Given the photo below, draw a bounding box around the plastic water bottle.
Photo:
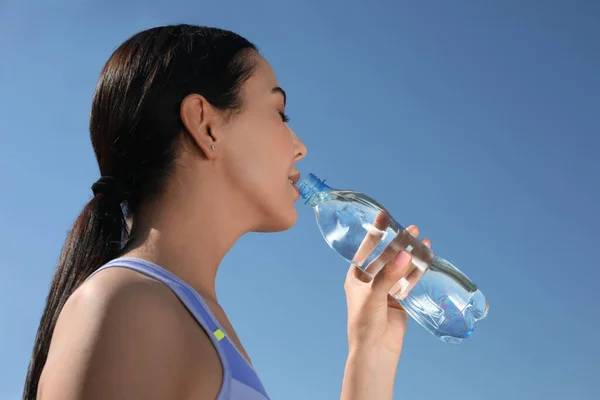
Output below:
[297,173,488,344]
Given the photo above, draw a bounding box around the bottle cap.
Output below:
[297,173,330,203]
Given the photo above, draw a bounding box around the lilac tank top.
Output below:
[89,257,270,400]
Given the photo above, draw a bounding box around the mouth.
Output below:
[287,172,301,185]
[288,172,301,198]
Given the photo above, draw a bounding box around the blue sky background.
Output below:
[1,1,599,399]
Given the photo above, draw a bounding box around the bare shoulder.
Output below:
[39,267,223,400]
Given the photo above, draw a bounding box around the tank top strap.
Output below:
[88,257,270,399]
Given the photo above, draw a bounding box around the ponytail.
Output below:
[22,192,126,399]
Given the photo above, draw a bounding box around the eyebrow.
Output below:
[272,86,287,106]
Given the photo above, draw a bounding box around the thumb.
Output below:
[371,250,412,299]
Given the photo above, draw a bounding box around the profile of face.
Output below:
[182,53,308,233]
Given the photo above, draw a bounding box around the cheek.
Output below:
[224,120,292,198]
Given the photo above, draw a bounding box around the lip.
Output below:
[288,172,301,199]
[291,183,300,199]
[288,172,301,184]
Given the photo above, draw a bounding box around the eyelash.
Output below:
[279,111,290,123]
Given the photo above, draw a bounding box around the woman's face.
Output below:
[218,54,308,232]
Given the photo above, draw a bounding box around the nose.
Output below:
[291,129,307,161]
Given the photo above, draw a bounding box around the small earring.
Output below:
[210,144,216,151]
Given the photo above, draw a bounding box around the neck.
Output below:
[123,168,252,302]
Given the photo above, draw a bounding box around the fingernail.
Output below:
[395,250,411,266]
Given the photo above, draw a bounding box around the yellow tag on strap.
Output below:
[213,328,225,341]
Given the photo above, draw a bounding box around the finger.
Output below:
[363,246,396,277]
[346,264,372,284]
[391,239,433,299]
[406,225,419,238]
[347,212,391,285]
[387,294,405,311]
[363,224,415,276]
[392,266,427,300]
[351,211,391,268]
[374,212,390,230]
[371,250,412,298]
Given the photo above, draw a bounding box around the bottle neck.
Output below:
[297,173,331,205]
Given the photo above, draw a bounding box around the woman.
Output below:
[23,24,431,400]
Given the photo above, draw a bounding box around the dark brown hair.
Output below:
[23,24,257,399]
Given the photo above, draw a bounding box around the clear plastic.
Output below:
[298,173,488,344]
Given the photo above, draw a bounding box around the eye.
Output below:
[279,111,290,123]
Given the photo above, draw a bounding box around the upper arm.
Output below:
[39,270,222,400]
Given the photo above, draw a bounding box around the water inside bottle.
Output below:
[313,190,488,343]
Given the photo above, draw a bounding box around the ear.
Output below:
[180,93,220,159]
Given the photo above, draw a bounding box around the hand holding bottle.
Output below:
[341,222,430,400]
[345,220,431,355]
[298,173,489,344]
